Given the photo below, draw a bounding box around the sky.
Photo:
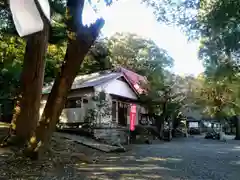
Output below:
[83,0,204,76]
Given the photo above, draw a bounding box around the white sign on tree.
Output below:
[9,0,51,37]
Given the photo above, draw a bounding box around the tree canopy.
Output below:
[145,0,240,116]
[108,32,174,75]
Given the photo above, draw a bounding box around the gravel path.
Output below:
[76,137,240,180]
[0,130,239,180]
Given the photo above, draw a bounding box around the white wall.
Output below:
[95,79,138,100]
[39,90,95,124]
[61,92,95,123]
[39,79,146,127]
[94,78,140,127]
[40,95,147,127]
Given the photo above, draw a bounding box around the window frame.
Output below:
[65,97,82,108]
[112,100,117,122]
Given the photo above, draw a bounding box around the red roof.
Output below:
[117,67,148,94]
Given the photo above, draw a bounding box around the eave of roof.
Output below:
[42,70,141,98]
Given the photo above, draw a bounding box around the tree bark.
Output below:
[15,25,49,140]
[1,7,50,146]
[25,0,105,159]
[26,38,96,159]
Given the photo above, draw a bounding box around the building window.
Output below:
[83,98,88,104]
[65,98,82,108]
[112,101,117,122]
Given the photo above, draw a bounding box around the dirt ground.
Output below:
[0,124,108,180]
[0,123,239,180]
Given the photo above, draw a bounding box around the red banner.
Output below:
[130,104,137,131]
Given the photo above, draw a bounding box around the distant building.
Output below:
[41,68,148,144]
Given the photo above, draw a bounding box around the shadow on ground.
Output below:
[73,155,183,180]
[0,123,183,180]
[0,124,239,180]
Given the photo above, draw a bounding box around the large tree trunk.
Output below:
[1,13,49,146]
[15,26,49,140]
[29,38,92,156]
[25,0,104,159]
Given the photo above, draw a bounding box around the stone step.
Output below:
[55,132,126,153]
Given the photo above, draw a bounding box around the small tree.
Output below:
[84,91,111,128]
[140,73,187,139]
